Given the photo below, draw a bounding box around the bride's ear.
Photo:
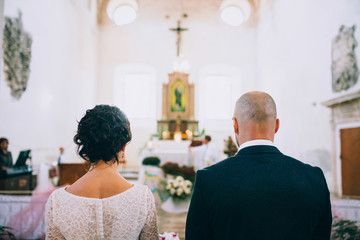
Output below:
[121,144,127,152]
[115,145,127,162]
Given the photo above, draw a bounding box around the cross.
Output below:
[170,20,188,57]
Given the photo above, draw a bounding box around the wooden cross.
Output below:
[170,20,188,57]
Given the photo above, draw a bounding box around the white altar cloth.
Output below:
[140,140,192,167]
[149,140,191,151]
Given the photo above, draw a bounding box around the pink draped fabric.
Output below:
[6,187,60,240]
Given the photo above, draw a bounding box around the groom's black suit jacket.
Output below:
[186,145,332,240]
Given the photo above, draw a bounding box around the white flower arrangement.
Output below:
[165,175,193,200]
[159,232,180,240]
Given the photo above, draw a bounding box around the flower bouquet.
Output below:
[159,232,180,240]
[165,176,193,200]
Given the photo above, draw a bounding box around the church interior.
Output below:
[1,0,360,239]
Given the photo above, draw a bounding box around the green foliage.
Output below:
[193,129,205,138]
[0,226,16,240]
[150,133,160,138]
[142,156,161,167]
[331,216,360,240]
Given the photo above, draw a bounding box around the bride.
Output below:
[45,105,159,240]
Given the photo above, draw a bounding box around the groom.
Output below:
[186,91,332,239]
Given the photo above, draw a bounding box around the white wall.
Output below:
[0,0,98,169]
[97,0,258,167]
[197,64,242,156]
[256,0,360,192]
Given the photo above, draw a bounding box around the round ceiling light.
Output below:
[107,0,138,26]
[220,0,251,26]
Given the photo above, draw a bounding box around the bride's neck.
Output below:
[90,160,119,174]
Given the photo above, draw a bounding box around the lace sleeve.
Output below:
[139,187,159,240]
[45,194,65,240]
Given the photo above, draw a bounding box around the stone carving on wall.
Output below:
[331,25,358,92]
[2,11,32,100]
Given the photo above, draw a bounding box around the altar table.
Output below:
[139,140,192,167]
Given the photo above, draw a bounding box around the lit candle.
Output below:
[162,131,169,140]
[186,129,193,139]
[174,132,182,142]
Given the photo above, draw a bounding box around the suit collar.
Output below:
[235,145,282,156]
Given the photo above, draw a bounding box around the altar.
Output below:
[157,71,199,140]
[139,26,199,183]
[139,63,199,214]
[139,140,192,167]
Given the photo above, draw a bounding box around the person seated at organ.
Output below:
[0,137,13,170]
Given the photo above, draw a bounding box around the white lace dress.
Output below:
[45,184,159,240]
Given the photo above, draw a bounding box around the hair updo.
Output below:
[73,105,132,165]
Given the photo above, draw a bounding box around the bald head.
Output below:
[234,91,277,123]
[233,91,279,146]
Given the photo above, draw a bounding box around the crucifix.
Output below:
[170,20,188,57]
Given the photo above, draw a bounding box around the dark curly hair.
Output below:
[73,105,132,165]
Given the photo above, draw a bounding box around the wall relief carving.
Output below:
[331,25,358,92]
[2,11,32,100]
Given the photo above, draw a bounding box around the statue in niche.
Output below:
[171,79,186,112]
[2,11,32,100]
[158,72,197,140]
[175,83,183,107]
[331,25,358,92]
